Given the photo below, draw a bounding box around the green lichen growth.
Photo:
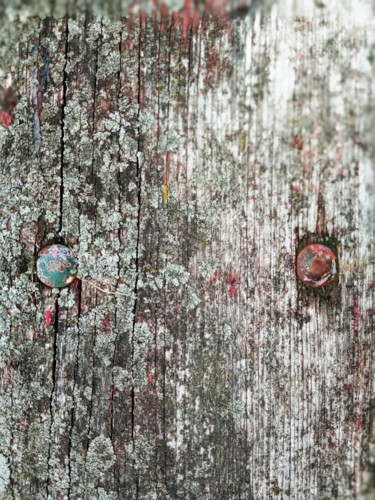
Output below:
[85,435,116,489]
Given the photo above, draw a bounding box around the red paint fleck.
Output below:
[209,271,220,282]
[125,38,134,50]
[291,181,301,194]
[192,11,201,31]
[160,2,169,32]
[205,50,218,89]
[140,10,147,28]
[103,317,110,330]
[45,309,53,328]
[147,371,153,383]
[177,161,183,170]
[0,111,11,127]
[100,100,111,112]
[36,68,42,121]
[355,415,363,431]
[293,135,304,151]
[228,285,237,297]
[342,383,353,393]
[71,278,80,289]
[182,0,191,35]
[176,303,181,314]
[166,150,171,184]
[227,272,238,285]
[105,79,112,93]
[33,330,37,340]
[353,295,359,338]
[328,438,335,449]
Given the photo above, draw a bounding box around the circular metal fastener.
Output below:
[36,244,78,288]
[296,243,337,288]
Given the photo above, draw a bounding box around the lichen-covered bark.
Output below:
[0,1,374,499]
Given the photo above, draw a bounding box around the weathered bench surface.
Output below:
[0,1,374,498]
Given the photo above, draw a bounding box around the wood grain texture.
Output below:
[0,1,374,498]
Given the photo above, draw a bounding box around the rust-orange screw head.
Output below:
[296,244,337,288]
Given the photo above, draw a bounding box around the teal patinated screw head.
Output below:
[36,244,78,288]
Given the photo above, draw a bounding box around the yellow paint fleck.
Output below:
[163,184,169,201]
[202,239,208,248]
[81,450,87,457]
[19,472,25,479]
[241,131,247,151]
[150,268,157,273]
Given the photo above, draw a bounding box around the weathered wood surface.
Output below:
[0,1,374,498]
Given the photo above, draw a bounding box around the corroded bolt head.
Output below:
[36,244,78,288]
[296,243,337,288]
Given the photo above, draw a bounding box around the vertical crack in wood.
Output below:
[83,18,103,480]
[31,30,42,158]
[83,306,98,476]
[153,17,162,492]
[162,17,173,488]
[8,273,15,499]
[130,14,145,500]
[111,27,123,496]
[46,16,69,497]
[181,23,194,498]
[58,16,69,237]
[46,294,59,497]
[67,282,82,497]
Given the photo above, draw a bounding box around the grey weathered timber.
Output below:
[0,0,374,498]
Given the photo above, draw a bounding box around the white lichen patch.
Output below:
[0,453,10,493]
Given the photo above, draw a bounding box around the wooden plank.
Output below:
[51,14,102,499]
[0,2,374,498]
[109,14,142,498]
[0,16,68,498]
